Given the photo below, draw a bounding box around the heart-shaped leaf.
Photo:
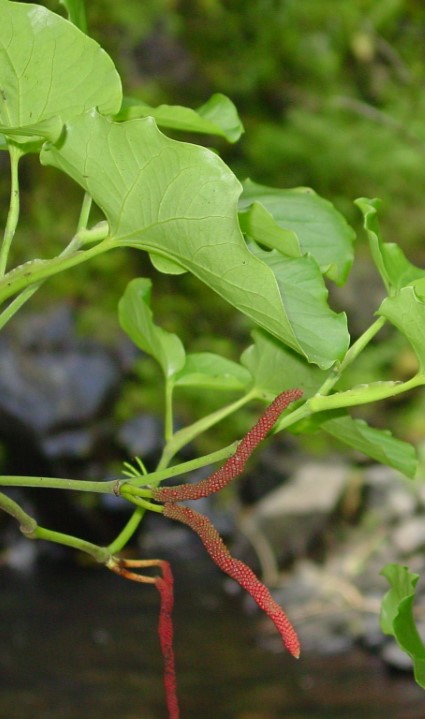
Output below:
[41,109,344,366]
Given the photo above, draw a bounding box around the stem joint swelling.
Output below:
[19,519,38,538]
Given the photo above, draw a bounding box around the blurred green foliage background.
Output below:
[87,0,425,248]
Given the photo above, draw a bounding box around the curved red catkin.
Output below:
[163,503,300,659]
[155,561,180,719]
[153,388,303,503]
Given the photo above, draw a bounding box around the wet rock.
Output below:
[0,305,129,548]
[381,640,414,671]
[363,464,418,521]
[0,311,121,437]
[40,428,95,460]
[359,610,386,651]
[238,442,300,504]
[251,462,349,560]
[391,516,425,555]
[117,413,164,459]
[260,560,355,654]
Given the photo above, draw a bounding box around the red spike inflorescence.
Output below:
[163,503,300,659]
[155,561,180,719]
[153,389,303,503]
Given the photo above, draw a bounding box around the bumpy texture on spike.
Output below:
[163,503,300,658]
[155,561,179,719]
[153,389,303,503]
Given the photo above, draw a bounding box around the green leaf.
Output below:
[320,415,417,478]
[174,353,252,391]
[0,0,121,148]
[149,254,187,275]
[41,110,344,367]
[240,179,355,285]
[196,93,244,143]
[355,198,425,294]
[118,278,185,379]
[239,202,301,258]
[379,285,425,373]
[381,564,425,689]
[241,328,330,401]
[309,380,416,411]
[0,116,63,144]
[58,0,88,33]
[116,93,244,143]
[249,245,349,367]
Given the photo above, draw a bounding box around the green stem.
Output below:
[128,442,238,488]
[0,475,121,493]
[275,373,425,436]
[273,399,313,434]
[0,236,116,305]
[308,374,425,412]
[107,507,146,554]
[0,212,107,331]
[164,379,174,442]
[33,526,110,563]
[108,492,165,554]
[0,490,110,563]
[0,490,37,534]
[0,441,239,494]
[0,143,23,277]
[0,284,41,332]
[120,489,164,513]
[76,192,93,233]
[318,316,387,397]
[156,390,256,470]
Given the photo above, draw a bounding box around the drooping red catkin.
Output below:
[153,388,303,503]
[155,561,180,719]
[107,557,180,719]
[163,503,300,659]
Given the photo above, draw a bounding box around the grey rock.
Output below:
[117,413,163,458]
[392,516,425,554]
[251,462,349,559]
[0,306,122,437]
[363,464,418,521]
[381,640,414,671]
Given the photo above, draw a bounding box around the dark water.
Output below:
[1,559,424,719]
